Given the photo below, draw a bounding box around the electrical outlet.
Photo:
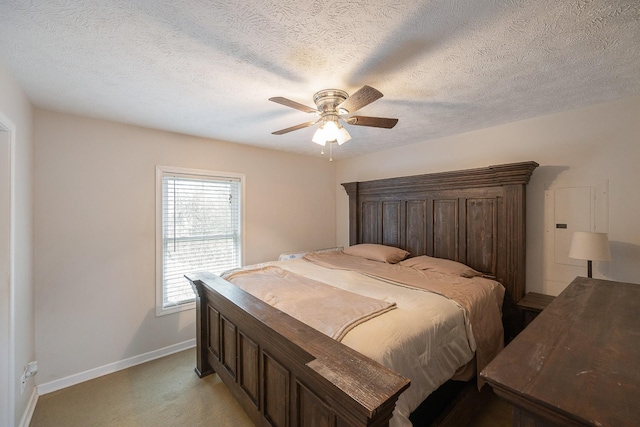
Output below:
[20,372,26,395]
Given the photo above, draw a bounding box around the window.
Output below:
[156,166,243,315]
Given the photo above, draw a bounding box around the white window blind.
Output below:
[158,168,242,314]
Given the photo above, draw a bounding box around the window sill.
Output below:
[156,301,195,317]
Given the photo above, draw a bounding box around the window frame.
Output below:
[155,165,245,316]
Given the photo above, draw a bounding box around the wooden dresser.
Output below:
[481,276,640,427]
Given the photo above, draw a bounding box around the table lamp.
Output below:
[568,231,611,278]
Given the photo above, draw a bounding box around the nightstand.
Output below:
[517,292,555,328]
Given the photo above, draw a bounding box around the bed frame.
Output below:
[186,161,538,427]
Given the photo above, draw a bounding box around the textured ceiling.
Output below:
[1,0,639,160]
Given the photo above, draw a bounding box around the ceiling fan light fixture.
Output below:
[336,126,351,145]
[312,127,327,145]
[322,119,340,142]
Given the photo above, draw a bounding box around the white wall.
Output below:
[34,110,336,385]
[0,61,36,425]
[336,95,640,294]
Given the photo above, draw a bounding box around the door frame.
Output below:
[0,111,16,427]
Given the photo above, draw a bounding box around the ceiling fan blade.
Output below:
[269,97,317,114]
[347,116,398,129]
[271,120,319,135]
[336,85,383,113]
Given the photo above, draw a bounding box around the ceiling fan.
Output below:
[269,85,398,149]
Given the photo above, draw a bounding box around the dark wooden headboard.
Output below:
[341,161,538,339]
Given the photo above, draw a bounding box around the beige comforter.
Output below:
[304,251,505,377]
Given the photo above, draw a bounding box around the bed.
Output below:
[186,161,538,427]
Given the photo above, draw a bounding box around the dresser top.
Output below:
[481,276,640,426]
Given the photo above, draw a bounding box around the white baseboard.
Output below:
[36,339,196,396]
[18,387,38,427]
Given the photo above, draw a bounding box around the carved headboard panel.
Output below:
[342,161,538,339]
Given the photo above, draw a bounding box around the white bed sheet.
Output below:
[260,258,477,427]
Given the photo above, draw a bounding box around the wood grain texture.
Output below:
[239,332,259,407]
[405,200,427,256]
[516,292,555,312]
[337,85,383,114]
[517,292,556,328]
[481,277,640,427]
[347,116,398,129]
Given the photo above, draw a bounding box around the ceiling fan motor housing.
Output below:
[313,89,349,114]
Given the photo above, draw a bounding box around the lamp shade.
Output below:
[336,126,351,145]
[311,127,326,145]
[569,231,611,261]
[323,120,339,141]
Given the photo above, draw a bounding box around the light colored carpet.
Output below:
[30,347,510,427]
[30,348,254,427]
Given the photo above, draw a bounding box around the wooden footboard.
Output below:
[187,271,410,427]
